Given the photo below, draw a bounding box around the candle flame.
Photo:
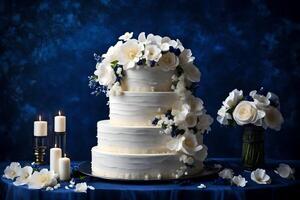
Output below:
[58,110,61,116]
[38,115,42,121]
[54,144,57,148]
[64,153,67,157]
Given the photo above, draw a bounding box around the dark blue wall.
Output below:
[1,0,300,161]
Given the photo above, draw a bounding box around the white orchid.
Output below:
[223,89,243,109]
[94,63,116,88]
[157,52,179,71]
[144,44,162,62]
[275,163,295,179]
[231,175,247,187]
[233,101,265,126]
[3,162,21,180]
[250,90,270,109]
[118,39,144,70]
[118,32,133,41]
[218,168,234,180]
[28,169,57,189]
[13,166,33,186]
[263,106,284,131]
[74,182,88,193]
[217,106,232,125]
[196,114,214,134]
[251,169,271,184]
[166,133,203,155]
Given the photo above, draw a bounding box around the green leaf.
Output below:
[111,60,118,68]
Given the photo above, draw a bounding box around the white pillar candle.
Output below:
[34,115,47,137]
[50,146,62,174]
[54,111,66,133]
[59,155,70,181]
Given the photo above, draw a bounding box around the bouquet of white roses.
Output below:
[217,88,284,131]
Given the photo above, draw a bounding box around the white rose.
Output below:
[157,52,179,71]
[251,169,271,184]
[197,113,214,134]
[173,103,191,125]
[144,44,162,62]
[181,133,203,155]
[264,106,284,131]
[185,113,198,127]
[250,90,270,109]
[274,163,295,179]
[233,101,265,126]
[189,96,204,115]
[3,162,21,180]
[231,175,247,187]
[118,32,133,41]
[13,166,33,186]
[161,36,178,51]
[118,39,144,70]
[223,89,243,108]
[179,49,195,64]
[181,62,201,82]
[94,63,116,88]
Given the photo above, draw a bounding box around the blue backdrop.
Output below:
[0,0,300,161]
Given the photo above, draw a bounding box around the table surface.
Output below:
[1,158,300,200]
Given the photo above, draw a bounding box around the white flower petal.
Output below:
[219,168,234,179]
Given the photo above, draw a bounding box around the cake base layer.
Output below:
[97,120,172,154]
[91,146,203,180]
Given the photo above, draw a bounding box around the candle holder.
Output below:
[34,136,47,165]
[55,132,66,156]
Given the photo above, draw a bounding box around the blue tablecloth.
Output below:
[1,158,299,200]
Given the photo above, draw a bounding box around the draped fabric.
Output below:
[1,159,299,200]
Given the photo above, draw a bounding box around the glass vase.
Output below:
[242,125,265,170]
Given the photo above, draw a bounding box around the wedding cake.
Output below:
[89,32,213,180]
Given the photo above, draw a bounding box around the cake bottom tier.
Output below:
[91,146,203,180]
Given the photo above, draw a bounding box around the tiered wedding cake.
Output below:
[89,32,213,180]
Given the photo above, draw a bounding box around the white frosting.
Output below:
[91,146,203,180]
[121,67,175,92]
[109,91,179,126]
[97,120,172,153]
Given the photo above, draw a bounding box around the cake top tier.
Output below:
[90,32,201,92]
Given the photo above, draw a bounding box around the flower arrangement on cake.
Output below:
[216,88,284,169]
[89,32,213,179]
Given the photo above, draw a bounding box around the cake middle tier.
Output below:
[109,91,178,126]
[97,120,175,154]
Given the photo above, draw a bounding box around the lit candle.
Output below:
[50,145,62,174]
[59,154,70,181]
[34,115,47,137]
[54,111,66,133]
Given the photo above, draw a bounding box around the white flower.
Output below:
[231,175,247,187]
[233,101,265,126]
[218,168,234,180]
[13,166,33,186]
[144,44,162,62]
[102,41,122,63]
[197,114,214,134]
[118,32,133,41]
[181,133,203,155]
[179,154,194,165]
[138,32,148,44]
[189,96,204,115]
[250,90,270,109]
[161,36,178,51]
[274,163,295,179]
[263,106,284,131]
[146,33,162,46]
[251,169,271,184]
[173,103,191,125]
[182,62,201,82]
[185,113,198,127]
[3,162,21,180]
[109,82,123,96]
[74,182,88,193]
[94,63,116,88]
[217,106,232,125]
[197,184,206,189]
[179,49,195,64]
[118,39,144,70]
[223,89,243,109]
[157,52,179,71]
[166,136,185,152]
[28,169,57,189]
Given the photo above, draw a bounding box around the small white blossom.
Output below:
[231,175,247,187]
[74,182,88,193]
[13,166,33,186]
[274,163,295,179]
[118,32,133,41]
[3,162,21,180]
[251,169,271,184]
[218,168,234,180]
[28,169,57,189]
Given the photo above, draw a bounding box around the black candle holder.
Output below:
[55,132,66,156]
[34,136,47,165]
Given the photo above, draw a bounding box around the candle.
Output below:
[54,111,66,133]
[34,115,47,137]
[50,146,62,174]
[59,155,70,181]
